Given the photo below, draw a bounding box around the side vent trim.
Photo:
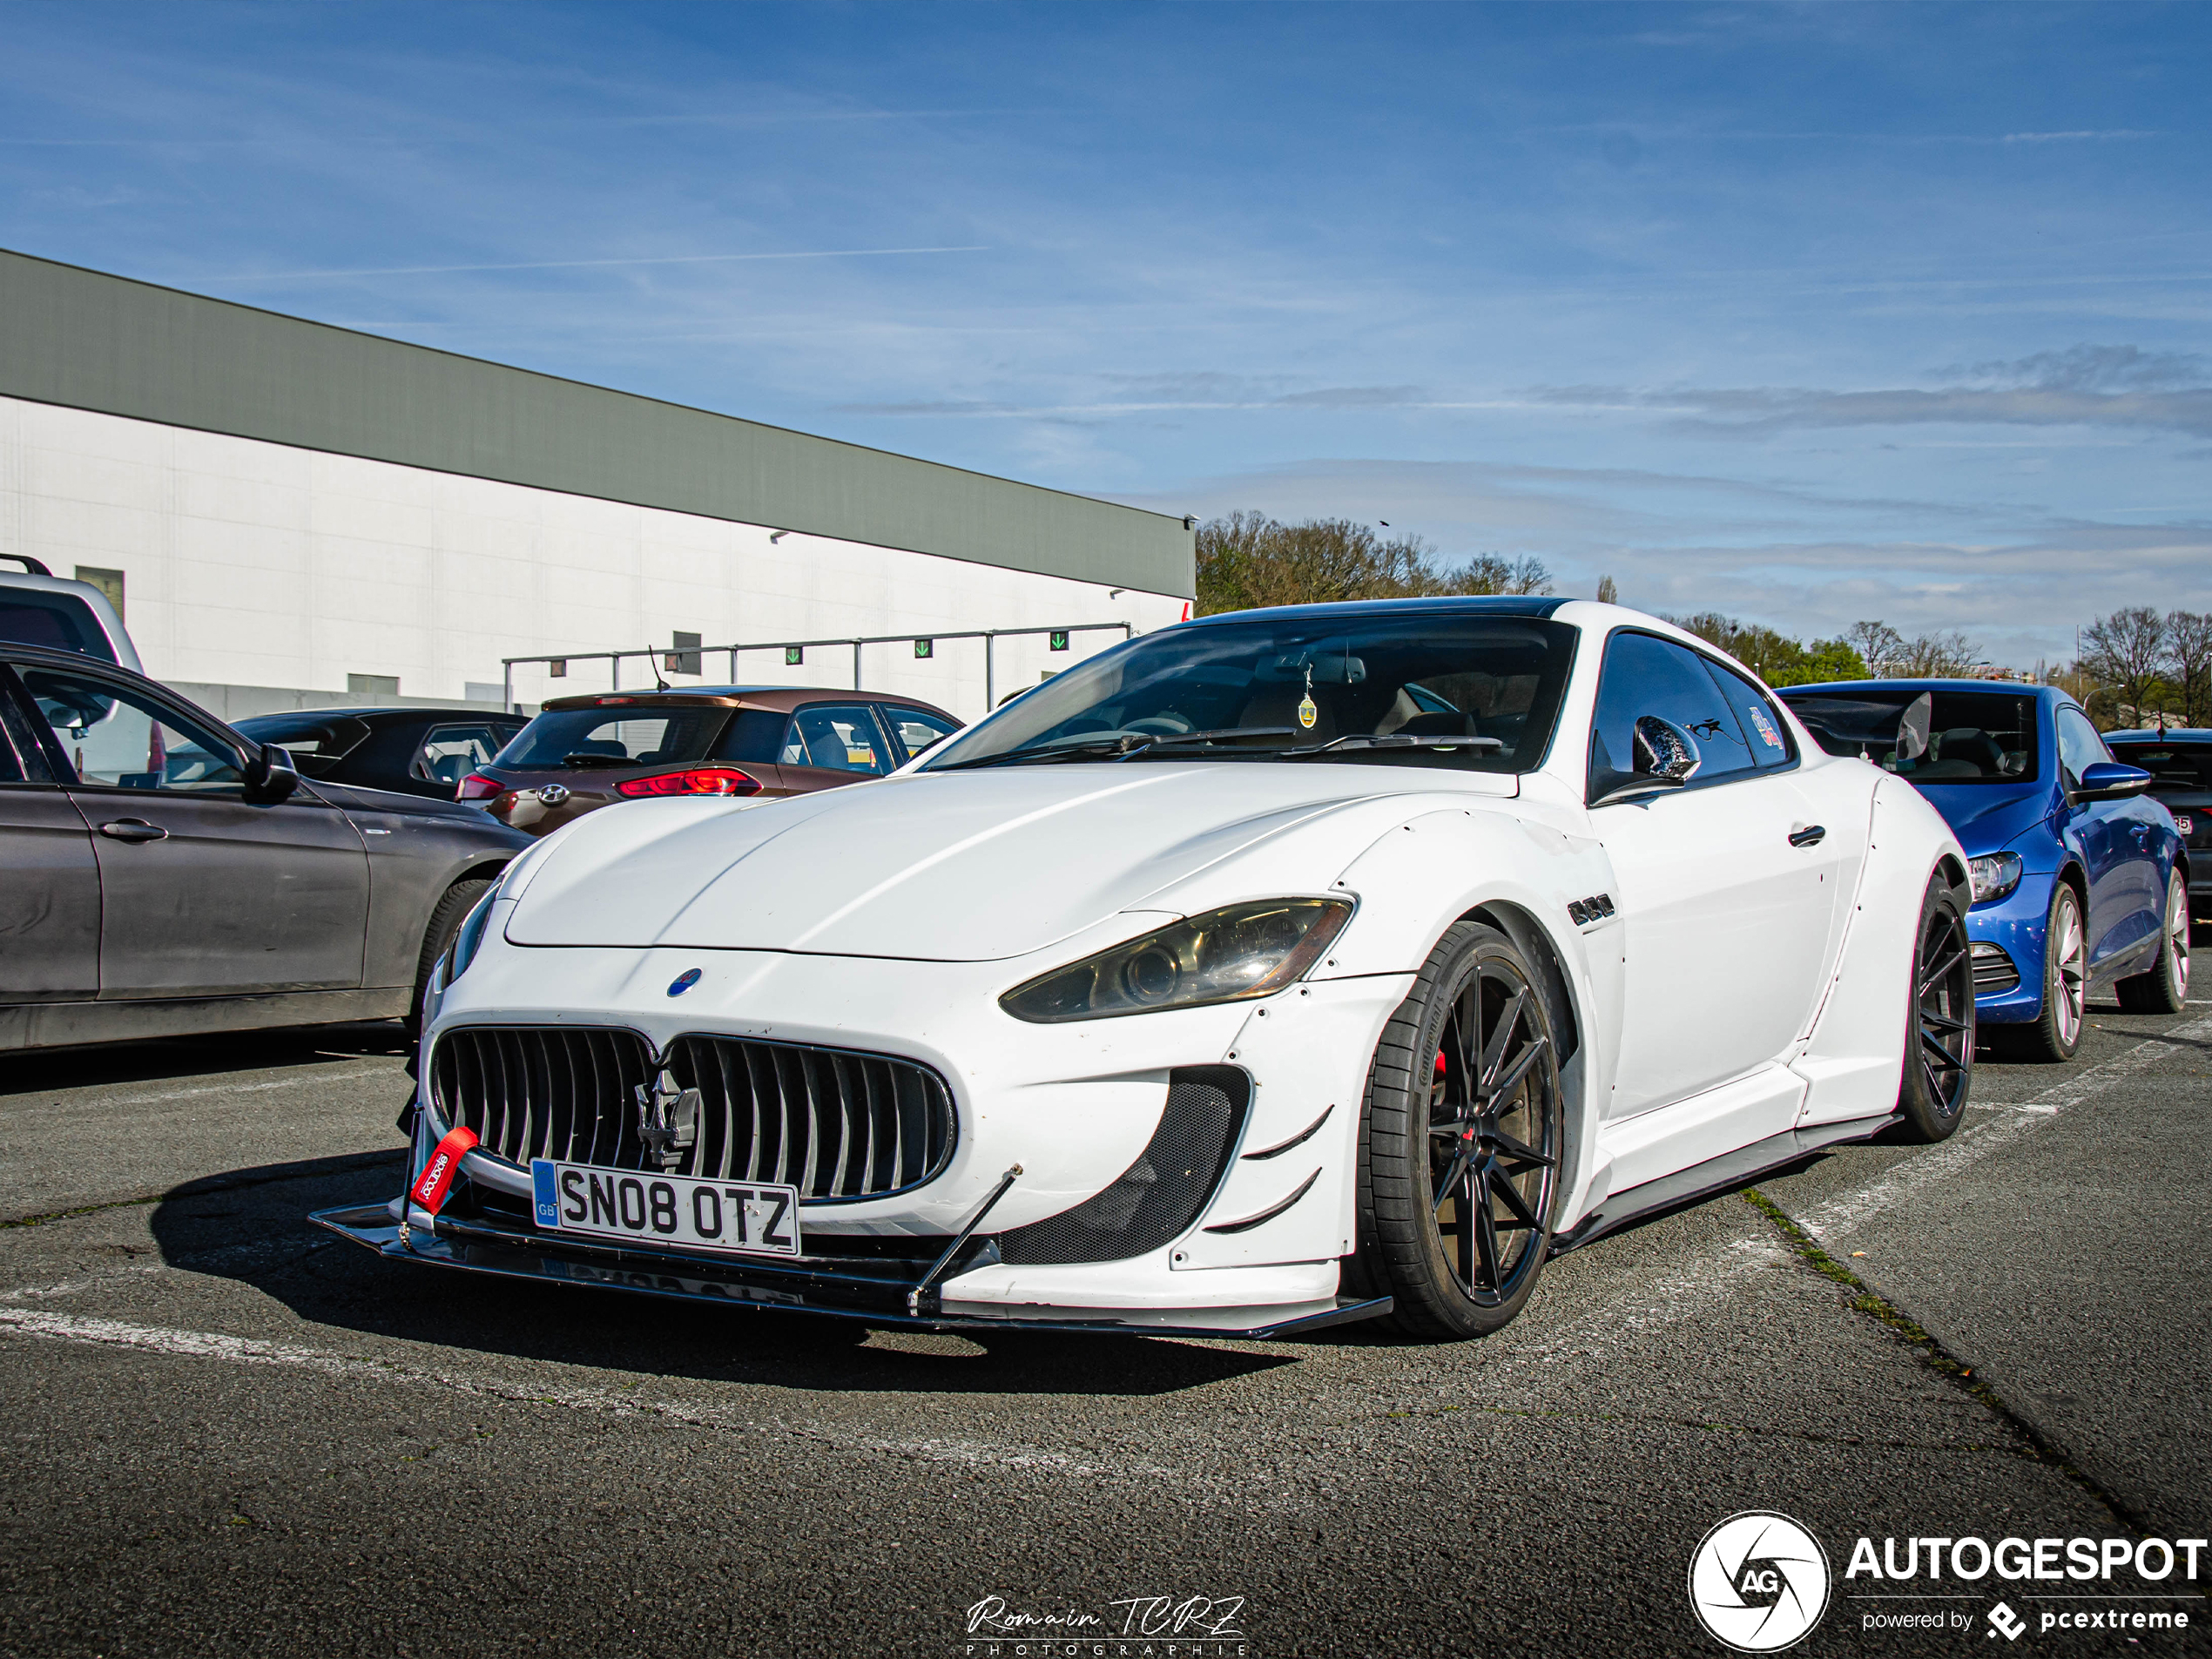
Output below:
[1203,1167,1321,1235]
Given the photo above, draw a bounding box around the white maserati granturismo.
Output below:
[316,598,1973,1341]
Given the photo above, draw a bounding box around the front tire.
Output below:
[406,876,496,1035]
[2116,868,2190,1015]
[1896,873,1973,1143]
[1348,920,1565,1340]
[2018,881,2087,1062]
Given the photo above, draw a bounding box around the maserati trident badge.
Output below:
[634,1069,701,1170]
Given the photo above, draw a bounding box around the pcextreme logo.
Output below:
[1689,1512,1832,1652]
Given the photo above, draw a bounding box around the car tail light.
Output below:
[456,773,503,802]
[615,767,762,799]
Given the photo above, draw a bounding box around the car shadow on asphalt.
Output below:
[3,1021,411,1099]
[147,1155,1298,1396]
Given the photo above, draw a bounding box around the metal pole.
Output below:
[502,663,513,711]
[984,632,995,713]
[853,638,862,691]
[611,652,619,691]
[730,647,738,680]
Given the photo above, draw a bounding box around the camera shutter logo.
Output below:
[1688,1512,1831,1652]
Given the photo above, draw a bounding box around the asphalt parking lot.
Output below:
[3,1003,2207,1658]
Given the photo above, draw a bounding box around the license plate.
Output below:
[530,1160,800,1258]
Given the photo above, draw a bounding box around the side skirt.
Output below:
[1549,1112,1899,1257]
[0,987,412,1052]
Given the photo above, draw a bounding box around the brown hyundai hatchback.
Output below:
[460,685,962,837]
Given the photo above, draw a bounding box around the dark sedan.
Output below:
[0,643,532,1051]
[2105,726,2212,935]
[234,706,528,801]
[462,685,961,837]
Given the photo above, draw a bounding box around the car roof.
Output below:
[534,685,954,716]
[1777,678,2059,698]
[234,706,524,725]
[1176,596,1569,627]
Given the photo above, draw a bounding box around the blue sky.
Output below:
[3,1,2208,665]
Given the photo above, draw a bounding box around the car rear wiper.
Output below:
[932,727,1298,772]
[560,752,639,769]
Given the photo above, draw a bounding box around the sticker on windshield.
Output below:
[1748,705,1784,753]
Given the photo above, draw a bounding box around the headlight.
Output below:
[444,892,498,985]
[1968,851,2022,906]
[1000,898,1352,1023]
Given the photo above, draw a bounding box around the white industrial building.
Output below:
[0,249,1193,719]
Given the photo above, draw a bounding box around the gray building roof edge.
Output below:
[0,247,1196,597]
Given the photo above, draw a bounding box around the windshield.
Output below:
[921,612,1577,774]
[1780,689,2040,785]
[495,706,732,770]
[2107,740,2212,796]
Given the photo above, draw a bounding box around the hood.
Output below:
[505,763,1510,961]
[1912,781,2059,856]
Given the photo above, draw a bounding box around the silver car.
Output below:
[0,642,530,1051]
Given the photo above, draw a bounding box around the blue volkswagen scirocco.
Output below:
[1777,681,2190,1060]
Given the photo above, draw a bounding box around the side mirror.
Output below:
[2074,760,2153,803]
[243,742,301,806]
[1590,715,1703,807]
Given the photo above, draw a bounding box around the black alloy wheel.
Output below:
[1896,872,1973,1142]
[1350,920,1565,1339]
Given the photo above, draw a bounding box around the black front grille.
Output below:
[997,1067,1249,1265]
[430,1026,955,1203]
[1970,943,2021,997]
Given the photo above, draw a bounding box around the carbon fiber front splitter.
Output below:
[308,1204,1391,1339]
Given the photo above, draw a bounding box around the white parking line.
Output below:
[1799,1014,2212,1240]
[0,1305,1171,1483]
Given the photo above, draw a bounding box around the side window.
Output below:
[781,704,892,775]
[0,590,117,661]
[413,723,507,786]
[714,708,793,765]
[883,707,961,763]
[2054,707,2108,787]
[1587,632,1757,796]
[1700,658,1795,769]
[20,665,245,794]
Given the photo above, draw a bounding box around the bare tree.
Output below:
[1895,631,1980,678]
[1595,574,1619,605]
[2166,609,2212,727]
[1194,513,1552,615]
[1439,552,1554,596]
[1847,621,1907,676]
[2080,607,2168,726]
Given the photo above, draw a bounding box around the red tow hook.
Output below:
[408,1126,480,1217]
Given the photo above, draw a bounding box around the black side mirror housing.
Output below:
[1589,714,1703,808]
[243,742,301,806]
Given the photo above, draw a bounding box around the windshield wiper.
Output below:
[560,752,640,769]
[932,727,1298,772]
[1271,733,1505,759]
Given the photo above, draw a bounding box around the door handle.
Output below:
[98,818,169,844]
[1788,825,1826,847]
